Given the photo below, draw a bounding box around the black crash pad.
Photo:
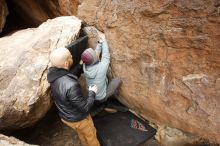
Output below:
[106,98,128,112]
[66,35,88,67]
[93,111,156,146]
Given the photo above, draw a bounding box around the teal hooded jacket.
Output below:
[83,40,110,100]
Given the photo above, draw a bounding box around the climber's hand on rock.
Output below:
[98,39,103,44]
[99,33,106,41]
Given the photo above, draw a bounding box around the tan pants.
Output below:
[62,115,100,146]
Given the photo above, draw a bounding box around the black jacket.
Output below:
[47,64,95,122]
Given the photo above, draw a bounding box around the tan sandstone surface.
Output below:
[0,16,81,129]
[77,0,220,143]
[0,134,37,146]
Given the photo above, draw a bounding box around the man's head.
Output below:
[81,48,99,65]
[50,47,73,70]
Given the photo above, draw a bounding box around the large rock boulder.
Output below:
[77,0,220,143]
[7,0,79,27]
[0,134,37,146]
[0,0,8,32]
[0,16,81,130]
[155,126,201,146]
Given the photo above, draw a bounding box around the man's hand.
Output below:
[89,85,98,94]
[79,60,83,65]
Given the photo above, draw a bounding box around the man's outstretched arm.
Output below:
[99,40,110,74]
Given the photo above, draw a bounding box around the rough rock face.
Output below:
[0,16,81,130]
[0,134,37,146]
[77,0,220,143]
[7,0,79,27]
[155,126,201,146]
[0,0,8,32]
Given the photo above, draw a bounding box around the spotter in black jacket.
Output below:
[47,64,95,122]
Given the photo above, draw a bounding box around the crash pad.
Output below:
[106,98,128,112]
[66,35,88,67]
[93,111,156,146]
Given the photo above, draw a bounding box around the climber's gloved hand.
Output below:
[89,84,98,94]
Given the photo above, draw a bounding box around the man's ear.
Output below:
[64,61,69,68]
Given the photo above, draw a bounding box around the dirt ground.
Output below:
[5,106,159,146]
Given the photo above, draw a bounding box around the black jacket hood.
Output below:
[47,67,70,83]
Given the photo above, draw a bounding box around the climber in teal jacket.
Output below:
[81,37,122,102]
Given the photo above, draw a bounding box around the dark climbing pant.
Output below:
[91,78,122,116]
[97,77,122,103]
